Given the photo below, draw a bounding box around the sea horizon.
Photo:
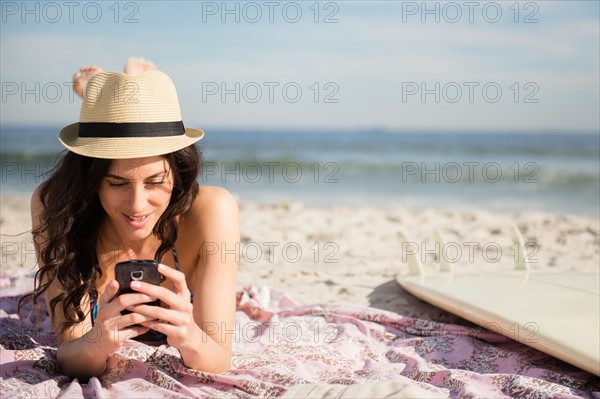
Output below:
[2,125,599,217]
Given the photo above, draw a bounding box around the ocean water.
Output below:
[1,126,599,216]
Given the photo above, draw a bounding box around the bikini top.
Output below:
[90,247,189,326]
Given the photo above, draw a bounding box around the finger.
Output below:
[114,292,158,311]
[122,325,151,341]
[157,263,190,297]
[139,320,175,336]
[127,304,180,325]
[118,311,158,328]
[130,281,182,309]
[99,280,119,304]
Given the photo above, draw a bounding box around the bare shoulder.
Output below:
[194,186,238,212]
[181,186,239,229]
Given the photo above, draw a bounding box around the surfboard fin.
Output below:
[397,230,424,276]
[510,225,530,270]
[434,230,453,272]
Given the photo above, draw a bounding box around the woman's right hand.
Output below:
[83,280,158,356]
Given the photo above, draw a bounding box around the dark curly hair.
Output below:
[18,144,202,334]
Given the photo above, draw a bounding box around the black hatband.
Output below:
[78,121,185,138]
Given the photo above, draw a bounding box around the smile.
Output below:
[122,213,151,227]
[127,215,148,221]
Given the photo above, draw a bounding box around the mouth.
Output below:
[122,213,151,228]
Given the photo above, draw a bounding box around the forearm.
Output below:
[177,326,231,373]
[57,335,109,380]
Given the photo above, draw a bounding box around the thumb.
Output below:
[99,280,119,304]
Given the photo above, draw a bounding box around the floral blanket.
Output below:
[1,285,598,398]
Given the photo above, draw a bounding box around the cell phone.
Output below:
[115,260,161,314]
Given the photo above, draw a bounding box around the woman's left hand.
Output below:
[127,263,202,350]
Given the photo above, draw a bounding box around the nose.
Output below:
[128,182,148,214]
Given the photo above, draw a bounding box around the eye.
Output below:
[108,181,127,187]
[146,180,165,186]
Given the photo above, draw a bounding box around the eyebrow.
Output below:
[106,171,167,181]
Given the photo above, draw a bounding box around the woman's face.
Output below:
[98,156,174,243]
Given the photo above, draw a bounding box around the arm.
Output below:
[31,187,156,380]
[54,290,113,379]
[133,186,240,372]
[182,187,239,371]
[56,281,157,380]
[31,186,105,379]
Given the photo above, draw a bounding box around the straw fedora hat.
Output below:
[59,70,204,159]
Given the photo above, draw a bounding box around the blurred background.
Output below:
[1,1,599,215]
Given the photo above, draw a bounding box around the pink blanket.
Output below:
[1,286,598,398]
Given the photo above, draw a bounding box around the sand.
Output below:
[1,193,599,322]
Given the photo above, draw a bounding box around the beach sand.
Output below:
[1,193,598,323]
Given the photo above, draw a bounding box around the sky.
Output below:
[1,0,599,132]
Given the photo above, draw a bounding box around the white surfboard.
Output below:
[395,228,600,376]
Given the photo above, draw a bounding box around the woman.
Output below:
[22,62,239,380]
